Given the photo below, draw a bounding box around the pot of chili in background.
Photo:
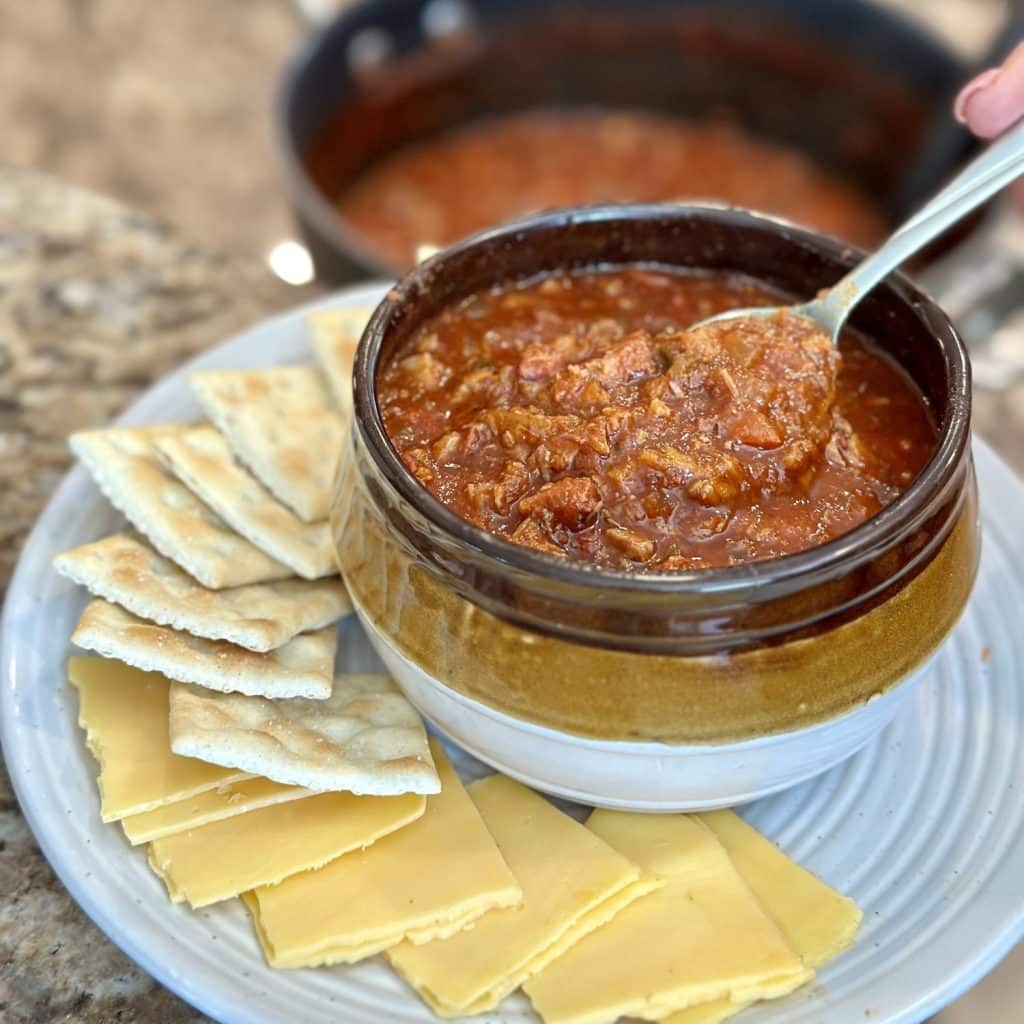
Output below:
[276,0,982,284]
[331,204,979,810]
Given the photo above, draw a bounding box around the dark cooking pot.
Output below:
[276,0,982,284]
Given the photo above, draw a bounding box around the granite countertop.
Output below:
[1,165,1023,1023]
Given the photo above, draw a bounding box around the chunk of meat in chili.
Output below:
[518,476,602,532]
[378,268,936,570]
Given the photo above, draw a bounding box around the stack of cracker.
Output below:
[55,306,372,689]
[58,306,863,1024]
[53,305,443,796]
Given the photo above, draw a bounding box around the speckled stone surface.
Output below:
[0,165,310,1024]
[0,0,302,262]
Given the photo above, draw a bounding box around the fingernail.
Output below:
[955,67,1001,123]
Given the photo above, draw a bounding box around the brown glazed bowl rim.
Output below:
[353,203,971,599]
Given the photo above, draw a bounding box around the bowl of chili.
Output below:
[331,204,979,810]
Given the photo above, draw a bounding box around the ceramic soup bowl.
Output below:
[331,204,978,810]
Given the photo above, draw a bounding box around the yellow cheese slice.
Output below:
[68,655,248,821]
[701,809,862,967]
[523,811,811,1024]
[147,790,425,908]
[386,775,661,1017]
[660,1000,741,1024]
[243,740,522,968]
[663,810,863,1024]
[121,776,314,845]
[243,893,508,969]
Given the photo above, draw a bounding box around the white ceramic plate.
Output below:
[3,285,1024,1024]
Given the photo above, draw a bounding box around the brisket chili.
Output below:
[378,268,936,571]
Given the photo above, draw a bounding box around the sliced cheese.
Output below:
[523,811,811,1024]
[386,775,660,1017]
[662,810,863,1024]
[147,790,425,908]
[244,741,521,968]
[700,809,862,967]
[68,655,248,821]
[121,776,314,845]
[661,1000,742,1024]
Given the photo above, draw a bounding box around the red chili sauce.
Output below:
[339,110,887,269]
[378,268,937,571]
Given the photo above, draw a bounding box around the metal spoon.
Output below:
[693,117,1024,344]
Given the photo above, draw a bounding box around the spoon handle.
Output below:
[814,117,1024,338]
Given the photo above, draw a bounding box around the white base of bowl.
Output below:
[353,596,934,811]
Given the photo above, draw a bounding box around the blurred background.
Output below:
[1,0,301,261]
[0,0,1005,272]
[1,1,1022,1021]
